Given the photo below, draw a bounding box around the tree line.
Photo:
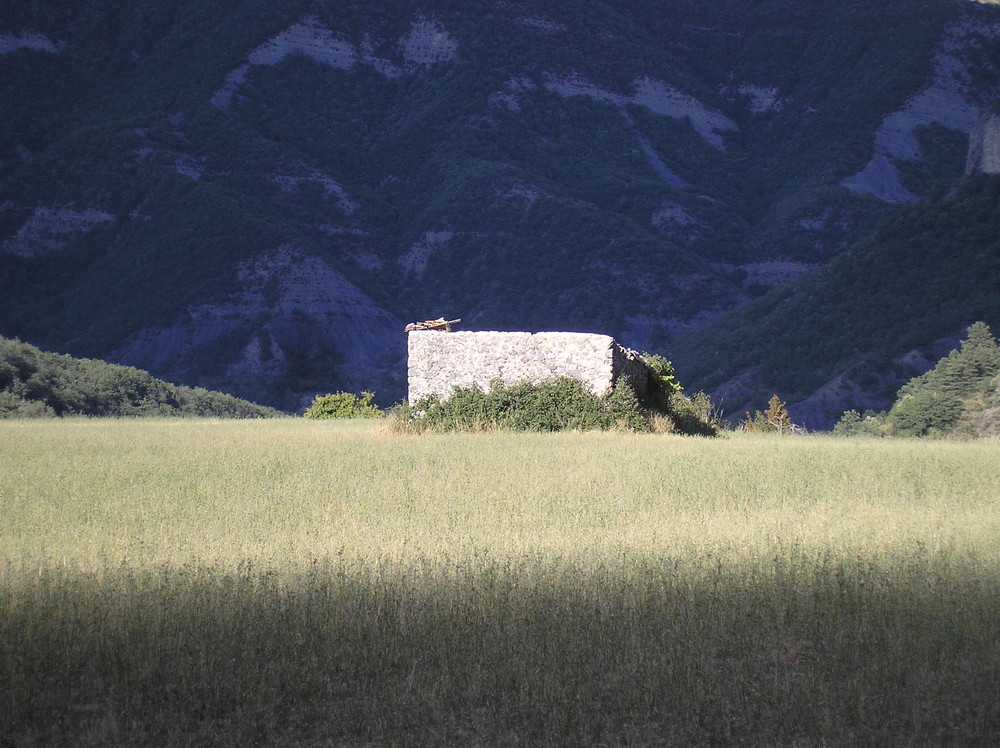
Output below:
[835,322,1000,438]
[0,337,280,418]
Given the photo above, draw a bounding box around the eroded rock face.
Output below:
[2,206,114,257]
[967,111,1000,174]
[0,32,62,55]
[211,16,457,108]
[842,9,1000,202]
[543,73,738,150]
[407,330,647,405]
[111,247,405,408]
[399,19,458,65]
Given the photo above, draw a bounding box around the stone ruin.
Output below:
[406,326,649,405]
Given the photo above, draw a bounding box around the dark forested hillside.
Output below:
[1,0,998,414]
[670,174,1000,428]
[0,337,280,418]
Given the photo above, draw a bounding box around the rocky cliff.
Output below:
[967,111,1000,174]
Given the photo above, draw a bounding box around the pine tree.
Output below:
[763,394,793,434]
[956,321,1000,386]
[739,394,794,433]
[887,322,1000,436]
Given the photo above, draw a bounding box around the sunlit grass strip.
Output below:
[1,420,999,743]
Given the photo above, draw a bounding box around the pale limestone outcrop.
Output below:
[407,330,648,405]
[398,231,454,279]
[842,11,1000,202]
[112,246,404,399]
[2,206,114,257]
[399,20,459,65]
[0,33,62,55]
[542,73,737,150]
[212,16,457,109]
[270,163,358,215]
[736,84,782,114]
[966,111,1000,174]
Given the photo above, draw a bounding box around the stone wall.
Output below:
[612,341,649,396]
[407,330,648,404]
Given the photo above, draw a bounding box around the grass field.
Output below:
[2,419,999,745]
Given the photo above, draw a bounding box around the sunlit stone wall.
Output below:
[407,330,648,405]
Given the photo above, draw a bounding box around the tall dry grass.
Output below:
[2,419,999,744]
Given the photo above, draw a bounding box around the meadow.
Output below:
[2,419,999,745]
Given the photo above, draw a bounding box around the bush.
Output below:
[607,380,650,432]
[666,391,721,436]
[739,394,797,433]
[303,391,383,419]
[640,354,722,435]
[641,353,683,413]
[389,377,717,435]
[832,409,887,437]
[0,391,55,419]
[392,378,623,432]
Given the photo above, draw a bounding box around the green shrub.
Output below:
[833,409,887,437]
[390,377,717,435]
[641,353,683,413]
[607,380,651,432]
[666,391,721,436]
[0,391,55,419]
[394,378,619,433]
[884,322,1000,437]
[739,394,796,434]
[638,354,721,435]
[303,391,383,419]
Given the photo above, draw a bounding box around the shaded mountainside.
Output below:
[670,174,1000,429]
[1,0,999,413]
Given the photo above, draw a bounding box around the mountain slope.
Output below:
[670,174,1000,428]
[0,336,280,418]
[1,0,999,411]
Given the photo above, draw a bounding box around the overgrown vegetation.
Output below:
[640,352,683,409]
[0,336,280,418]
[303,390,383,419]
[390,374,719,435]
[391,378,646,433]
[2,420,999,744]
[738,393,796,433]
[833,322,1000,437]
[832,408,888,438]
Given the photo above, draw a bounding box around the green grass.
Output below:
[2,419,999,744]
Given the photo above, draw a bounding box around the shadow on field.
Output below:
[2,556,999,745]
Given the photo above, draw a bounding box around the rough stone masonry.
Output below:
[407,330,648,405]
